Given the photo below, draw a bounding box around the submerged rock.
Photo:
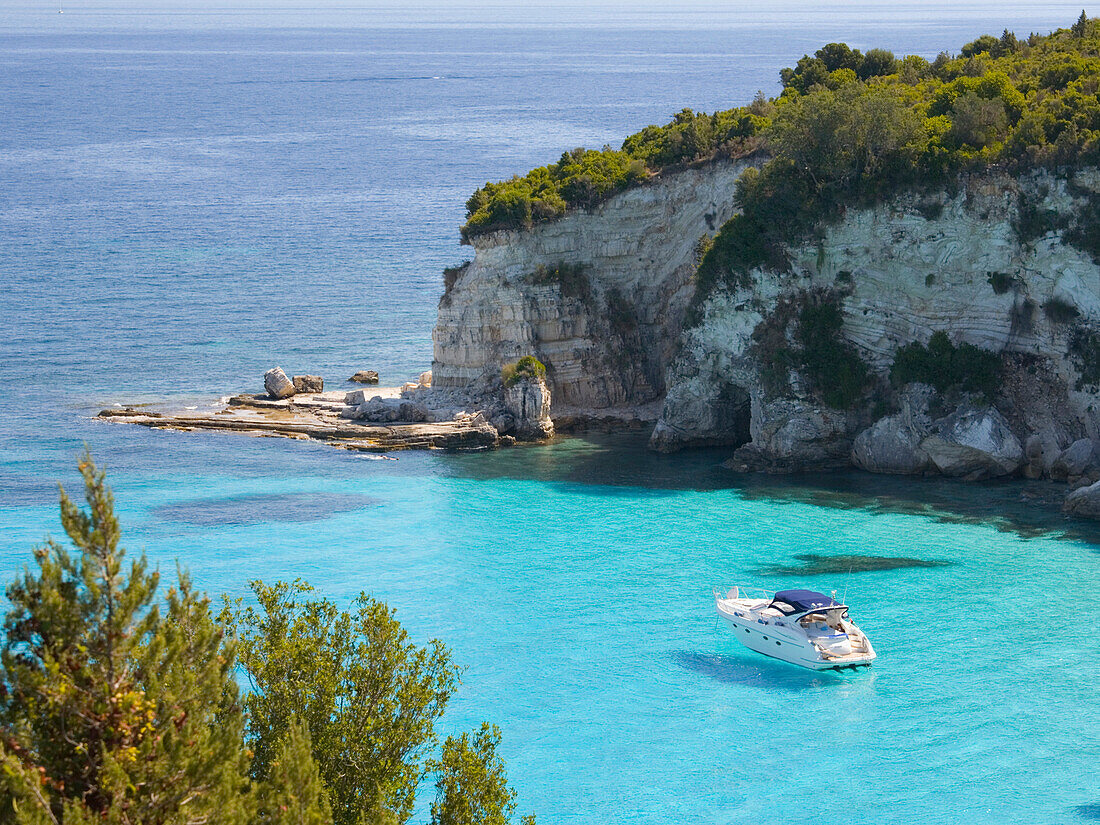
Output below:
[758,553,951,575]
[292,374,324,393]
[920,406,1023,480]
[349,370,379,384]
[264,367,295,400]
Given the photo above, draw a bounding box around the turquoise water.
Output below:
[4,433,1099,821]
[2,3,1100,822]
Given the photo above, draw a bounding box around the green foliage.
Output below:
[693,233,714,266]
[0,451,252,824]
[1,457,536,825]
[1014,190,1067,244]
[944,91,1008,148]
[466,15,1100,297]
[779,42,899,92]
[462,105,769,240]
[429,724,533,825]
[1063,185,1100,261]
[795,295,871,409]
[751,291,869,409]
[462,148,646,240]
[254,717,333,825]
[696,83,923,292]
[526,263,590,300]
[1044,296,1081,323]
[224,580,460,825]
[890,331,1003,399]
[1074,10,1090,38]
[1068,324,1100,387]
[501,356,547,388]
[751,292,802,397]
[694,211,790,294]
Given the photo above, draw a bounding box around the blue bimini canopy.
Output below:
[770,589,841,615]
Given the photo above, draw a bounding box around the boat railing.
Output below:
[714,585,775,602]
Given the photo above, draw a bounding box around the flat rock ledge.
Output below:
[96,390,498,453]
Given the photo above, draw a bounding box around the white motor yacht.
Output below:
[714,587,876,670]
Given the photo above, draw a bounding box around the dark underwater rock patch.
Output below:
[1074,803,1100,822]
[154,492,380,526]
[757,553,951,576]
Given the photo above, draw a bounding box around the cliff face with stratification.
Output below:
[646,168,1100,470]
[432,159,756,409]
[432,160,1100,486]
[653,169,1100,459]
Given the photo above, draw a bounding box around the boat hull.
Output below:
[718,611,875,671]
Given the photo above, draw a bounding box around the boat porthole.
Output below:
[744,628,750,633]
[775,641,781,646]
[762,636,768,641]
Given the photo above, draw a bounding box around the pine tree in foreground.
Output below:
[223,580,461,825]
[0,452,533,825]
[254,716,332,825]
[0,450,254,824]
[429,724,535,825]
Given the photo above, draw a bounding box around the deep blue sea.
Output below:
[2,2,1100,822]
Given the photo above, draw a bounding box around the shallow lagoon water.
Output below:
[4,431,1099,822]
[2,4,1100,823]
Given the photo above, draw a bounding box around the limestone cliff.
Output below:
[432,158,1100,501]
[432,159,756,409]
[651,168,1100,472]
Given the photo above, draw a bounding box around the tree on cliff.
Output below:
[0,453,534,825]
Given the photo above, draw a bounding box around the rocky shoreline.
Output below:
[96,366,1100,519]
[97,366,565,454]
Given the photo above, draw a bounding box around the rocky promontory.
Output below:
[431,161,1100,516]
[97,367,555,454]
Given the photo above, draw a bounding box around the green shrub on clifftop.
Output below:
[462,107,769,241]
[502,356,546,388]
[464,15,1100,304]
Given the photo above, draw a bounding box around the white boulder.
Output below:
[920,406,1023,480]
[264,367,295,400]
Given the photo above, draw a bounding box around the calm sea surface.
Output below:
[2,2,1099,822]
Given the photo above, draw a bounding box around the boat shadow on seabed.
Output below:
[669,650,860,692]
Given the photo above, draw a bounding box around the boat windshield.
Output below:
[769,589,841,615]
